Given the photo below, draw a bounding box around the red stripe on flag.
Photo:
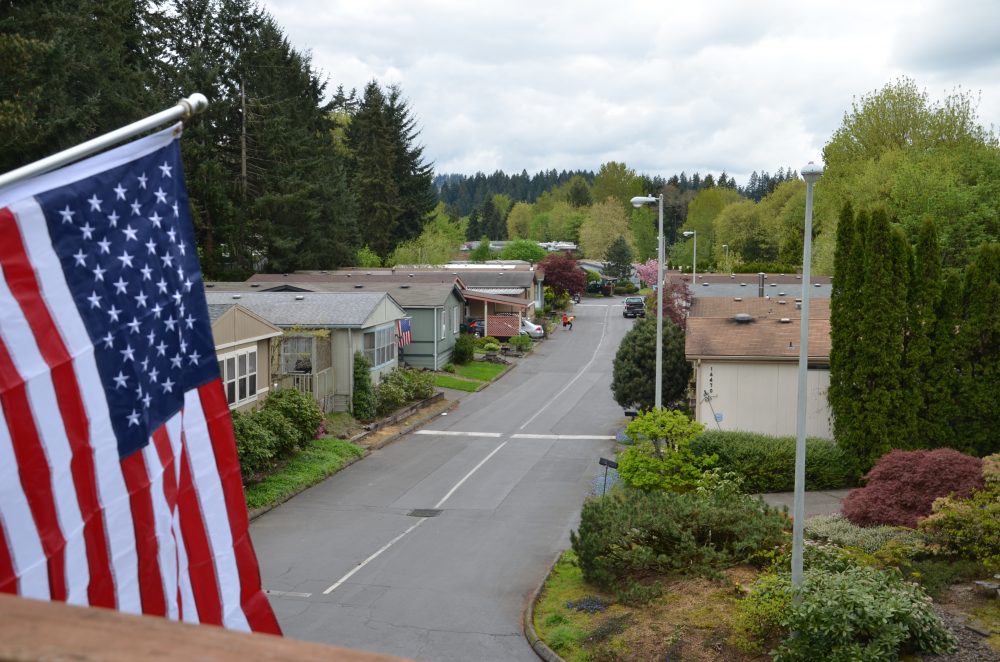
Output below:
[0,520,16,594]
[120,450,166,616]
[199,382,281,635]
[0,207,116,608]
[151,427,182,619]
[176,432,223,626]
[0,337,67,601]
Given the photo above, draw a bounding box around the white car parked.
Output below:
[520,318,544,339]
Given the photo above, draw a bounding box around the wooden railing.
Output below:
[277,367,334,409]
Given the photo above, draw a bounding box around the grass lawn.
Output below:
[244,437,364,510]
[453,361,506,381]
[432,374,482,392]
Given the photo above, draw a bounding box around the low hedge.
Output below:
[689,430,859,493]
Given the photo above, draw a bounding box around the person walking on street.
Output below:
[562,312,573,330]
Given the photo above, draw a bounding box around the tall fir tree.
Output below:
[385,85,436,243]
[953,243,1000,456]
[828,203,864,459]
[906,218,946,448]
[850,210,912,469]
[346,81,403,258]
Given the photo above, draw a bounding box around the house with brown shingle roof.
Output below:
[686,296,832,439]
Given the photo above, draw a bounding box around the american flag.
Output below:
[0,125,279,633]
[397,318,412,347]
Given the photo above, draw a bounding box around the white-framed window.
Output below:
[218,347,258,407]
[452,306,459,334]
[364,324,396,368]
[440,309,446,340]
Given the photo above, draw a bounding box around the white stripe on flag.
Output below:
[0,412,50,599]
[14,197,141,612]
[162,414,196,623]
[182,392,250,632]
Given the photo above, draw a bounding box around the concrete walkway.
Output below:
[759,488,852,518]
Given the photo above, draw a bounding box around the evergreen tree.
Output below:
[952,243,1000,456]
[346,81,402,258]
[850,210,912,469]
[385,85,436,243]
[828,204,864,465]
[469,235,494,262]
[611,317,691,410]
[603,236,634,282]
[466,208,482,240]
[906,219,946,448]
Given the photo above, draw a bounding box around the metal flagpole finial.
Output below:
[180,93,209,120]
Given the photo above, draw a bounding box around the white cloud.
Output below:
[262,0,1000,185]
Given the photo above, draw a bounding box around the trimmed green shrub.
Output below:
[762,566,955,661]
[507,334,533,351]
[374,368,436,416]
[689,430,859,493]
[452,333,475,364]
[262,387,323,447]
[569,486,788,599]
[253,406,301,458]
[352,352,377,420]
[843,448,984,528]
[231,410,278,480]
[482,341,500,354]
[474,335,500,349]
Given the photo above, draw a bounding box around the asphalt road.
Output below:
[251,297,634,661]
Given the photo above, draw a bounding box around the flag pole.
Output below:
[0,93,209,190]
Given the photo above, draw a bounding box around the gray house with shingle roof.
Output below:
[207,303,283,412]
[208,279,466,370]
[205,291,406,412]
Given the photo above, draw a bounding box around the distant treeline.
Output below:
[435,168,798,215]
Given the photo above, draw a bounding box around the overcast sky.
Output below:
[260,0,1000,187]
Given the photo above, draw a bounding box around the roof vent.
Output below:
[206,283,215,288]
[730,274,735,279]
[400,284,410,289]
[796,275,801,279]
[702,282,709,286]
[366,272,372,275]
[779,317,791,323]
[251,283,260,287]
[295,295,304,301]
[734,313,753,324]
[231,294,241,299]
[354,284,363,289]
[409,274,415,277]
[733,297,743,301]
[778,292,786,296]
[740,283,747,287]
[795,298,802,303]
[770,283,776,287]
[778,300,787,305]
[815,283,821,287]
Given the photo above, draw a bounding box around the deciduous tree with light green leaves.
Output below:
[499,239,545,263]
[579,199,632,259]
[617,409,712,492]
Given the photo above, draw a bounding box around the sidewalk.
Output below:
[758,488,852,518]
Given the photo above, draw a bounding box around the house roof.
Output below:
[204,291,400,327]
[462,290,531,309]
[246,271,467,287]
[689,297,830,319]
[207,303,235,323]
[686,316,831,362]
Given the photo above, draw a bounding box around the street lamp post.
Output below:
[722,244,729,270]
[791,161,823,595]
[630,194,664,409]
[682,230,697,285]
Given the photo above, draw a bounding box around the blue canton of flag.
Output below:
[37,135,217,458]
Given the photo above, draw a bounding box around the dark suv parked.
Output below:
[623,296,646,318]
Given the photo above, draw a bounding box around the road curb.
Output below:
[523,552,567,662]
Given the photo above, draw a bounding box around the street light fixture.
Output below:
[722,244,729,269]
[682,230,697,285]
[630,194,664,410]
[791,161,823,596]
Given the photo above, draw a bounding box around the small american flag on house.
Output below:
[397,318,412,347]
[0,125,279,633]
